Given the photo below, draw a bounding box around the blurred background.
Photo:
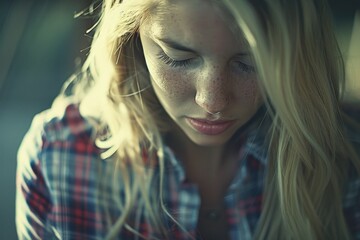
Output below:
[0,0,91,239]
[0,0,359,239]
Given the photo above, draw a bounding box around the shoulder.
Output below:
[22,96,102,155]
[16,98,118,239]
[37,99,97,144]
[17,97,102,186]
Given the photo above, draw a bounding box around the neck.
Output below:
[166,128,238,175]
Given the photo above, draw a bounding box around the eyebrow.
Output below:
[155,37,197,52]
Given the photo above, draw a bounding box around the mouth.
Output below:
[186,118,235,135]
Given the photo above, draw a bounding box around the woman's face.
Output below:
[139,0,263,147]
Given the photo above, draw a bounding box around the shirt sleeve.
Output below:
[16,112,60,240]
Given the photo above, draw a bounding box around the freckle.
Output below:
[238,78,257,103]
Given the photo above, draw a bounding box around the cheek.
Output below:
[150,66,193,98]
[234,76,261,104]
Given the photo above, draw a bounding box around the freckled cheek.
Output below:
[233,76,262,104]
[150,67,193,98]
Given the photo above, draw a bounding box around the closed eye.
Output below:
[157,51,193,68]
[235,61,255,73]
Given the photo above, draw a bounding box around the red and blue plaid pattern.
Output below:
[16,102,360,239]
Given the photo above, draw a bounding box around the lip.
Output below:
[186,118,235,135]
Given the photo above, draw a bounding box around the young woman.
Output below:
[16,0,360,239]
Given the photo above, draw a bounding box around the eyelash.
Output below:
[236,62,255,73]
[157,51,255,73]
[157,52,193,68]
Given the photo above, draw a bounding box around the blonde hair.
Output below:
[76,0,183,238]
[67,0,360,239]
[225,0,360,239]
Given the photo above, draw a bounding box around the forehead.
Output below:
[142,0,246,46]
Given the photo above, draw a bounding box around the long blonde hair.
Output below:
[68,0,360,239]
[225,0,360,239]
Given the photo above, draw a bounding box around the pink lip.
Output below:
[187,118,235,135]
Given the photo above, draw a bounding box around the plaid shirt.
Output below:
[16,101,360,240]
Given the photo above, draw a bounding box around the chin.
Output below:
[187,134,232,147]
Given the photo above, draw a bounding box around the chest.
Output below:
[144,152,266,239]
[185,163,238,239]
[196,207,230,240]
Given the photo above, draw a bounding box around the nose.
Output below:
[195,68,229,113]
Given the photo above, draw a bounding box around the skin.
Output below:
[139,0,263,238]
[139,0,262,161]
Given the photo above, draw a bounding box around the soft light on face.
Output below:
[139,0,263,146]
